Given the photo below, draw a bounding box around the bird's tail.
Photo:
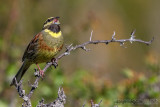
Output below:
[10,60,31,86]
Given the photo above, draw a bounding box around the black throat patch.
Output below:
[48,24,60,33]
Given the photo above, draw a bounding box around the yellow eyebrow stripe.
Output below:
[44,29,62,38]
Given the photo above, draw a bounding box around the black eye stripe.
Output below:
[43,17,54,27]
[47,17,54,22]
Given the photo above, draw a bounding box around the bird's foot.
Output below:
[39,70,45,78]
[36,64,45,78]
[51,58,58,68]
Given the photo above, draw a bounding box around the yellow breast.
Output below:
[44,29,62,38]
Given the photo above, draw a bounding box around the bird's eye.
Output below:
[47,19,51,22]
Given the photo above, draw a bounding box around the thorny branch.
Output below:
[15,77,66,107]
[36,88,66,107]
[15,30,154,106]
[14,78,31,107]
[43,30,154,74]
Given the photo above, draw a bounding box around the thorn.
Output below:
[146,37,154,45]
[130,29,136,43]
[131,29,136,36]
[82,101,86,107]
[112,31,116,41]
[150,36,154,43]
[90,30,93,41]
[68,44,73,48]
[119,42,127,48]
[120,42,124,46]
[112,31,116,38]
[98,100,102,105]
[65,44,73,50]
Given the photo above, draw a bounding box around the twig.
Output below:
[14,78,31,107]
[90,100,102,107]
[36,88,66,107]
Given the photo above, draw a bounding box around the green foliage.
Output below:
[122,68,134,78]
[6,63,18,76]
[27,67,160,107]
[0,100,7,107]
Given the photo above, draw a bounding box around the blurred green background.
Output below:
[0,0,160,107]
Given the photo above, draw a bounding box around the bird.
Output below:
[10,17,64,86]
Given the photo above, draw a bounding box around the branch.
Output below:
[43,30,154,75]
[15,77,66,107]
[14,30,153,106]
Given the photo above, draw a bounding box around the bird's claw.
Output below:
[36,64,45,78]
[39,70,45,78]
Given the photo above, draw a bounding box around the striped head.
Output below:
[42,17,60,30]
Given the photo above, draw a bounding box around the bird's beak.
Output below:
[54,20,60,24]
[53,17,60,25]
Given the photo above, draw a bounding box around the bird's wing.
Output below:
[22,32,42,61]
